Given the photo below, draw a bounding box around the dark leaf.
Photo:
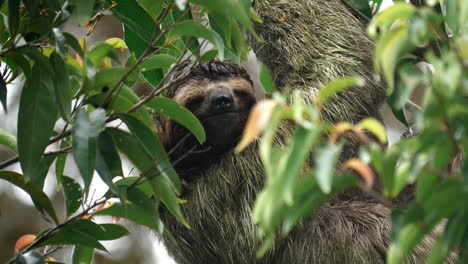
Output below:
[71,246,94,264]
[37,228,107,251]
[146,97,206,143]
[72,108,106,193]
[116,113,180,192]
[96,131,123,195]
[94,202,163,232]
[18,65,57,184]
[63,32,85,59]
[0,74,6,112]
[7,0,20,39]
[50,52,72,123]
[0,171,58,224]
[62,176,83,217]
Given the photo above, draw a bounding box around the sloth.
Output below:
[158,61,452,264]
[156,0,457,263]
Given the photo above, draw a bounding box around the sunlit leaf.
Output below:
[0,128,17,153]
[317,76,365,105]
[315,144,342,194]
[357,118,387,143]
[71,246,94,264]
[259,64,276,93]
[236,100,279,152]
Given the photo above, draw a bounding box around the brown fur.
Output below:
[158,1,457,263]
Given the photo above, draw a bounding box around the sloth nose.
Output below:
[210,94,234,113]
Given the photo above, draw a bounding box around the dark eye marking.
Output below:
[185,95,204,111]
[234,90,251,97]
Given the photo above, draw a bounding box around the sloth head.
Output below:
[159,61,256,177]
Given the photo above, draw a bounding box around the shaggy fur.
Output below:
[159,1,457,263]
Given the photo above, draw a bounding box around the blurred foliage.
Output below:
[243,0,468,263]
[0,0,467,264]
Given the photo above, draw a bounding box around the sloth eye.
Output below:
[234,90,250,97]
[185,96,204,111]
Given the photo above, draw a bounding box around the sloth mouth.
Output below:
[199,111,240,121]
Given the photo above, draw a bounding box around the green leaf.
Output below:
[280,126,322,204]
[61,219,129,240]
[105,38,128,49]
[14,250,45,264]
[0,128,17,152]
[348,0,372,19]
[427,207,468,264]
[72,108,106,193]
[89,68,139,93]
[146,97,206,143]
[357,118,387,143]
[115,176,154,196]
[86,86,154,130]
[7,0,20,39]
[107,128,187,227]
[55,139,69,190]
[0,74,6,112]
[190,0,253,34]
[141,54,177,71]
[116,113,181,192]
[107,0,155,44]
[167,20,225,59]
[376,25,413,95]
[71,246,94,264]
[96,131,123,195]
[259,64,276,93]
[0,171,59,224]
[314,144,342,194]
[37,228,107,251]
[199,49,219,62]
[317,76,365,105]
[86,42,121,67]
[18,65,58,183]
[127,187,160,230]
[94,202,162,231]
[69,0,95,26]
[50,52,72,123]
[136,0,163,21]
[62,176,83,217]
[64,32,85,59]
[52,28,68,57]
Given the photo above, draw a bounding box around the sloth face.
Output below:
[160,61,256,175]
[176,77,256,152]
